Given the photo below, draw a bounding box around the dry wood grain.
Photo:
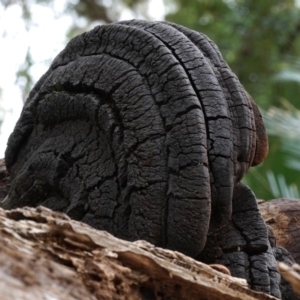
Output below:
[278,263,300,296]
[259,199,300,264]
[0,206,279,300]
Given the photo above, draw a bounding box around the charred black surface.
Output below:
[2,20,284,298]
[198,183,281,297]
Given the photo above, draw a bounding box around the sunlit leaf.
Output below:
[274,70,300,83]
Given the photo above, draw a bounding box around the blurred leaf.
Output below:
[16,49,34,102]
[245,106,300,199]
[262,106,300,138]
[274,70,300,83]
[266,171,299,199]
[70,0,113,23]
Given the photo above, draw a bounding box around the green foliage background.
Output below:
[2,0,300,200]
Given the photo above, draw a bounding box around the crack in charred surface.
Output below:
[119,21,236,234]
[165,22,256,180]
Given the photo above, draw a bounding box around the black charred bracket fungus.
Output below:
[2,20,289,298]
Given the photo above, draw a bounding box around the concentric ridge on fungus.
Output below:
[3,20,288,298]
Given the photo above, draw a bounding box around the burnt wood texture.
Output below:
[2,20,288,298]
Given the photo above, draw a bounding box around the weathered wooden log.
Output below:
[278,263,300,297]
[0,205,280,300]
[259,199,300,265]
[0,20,284,297]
